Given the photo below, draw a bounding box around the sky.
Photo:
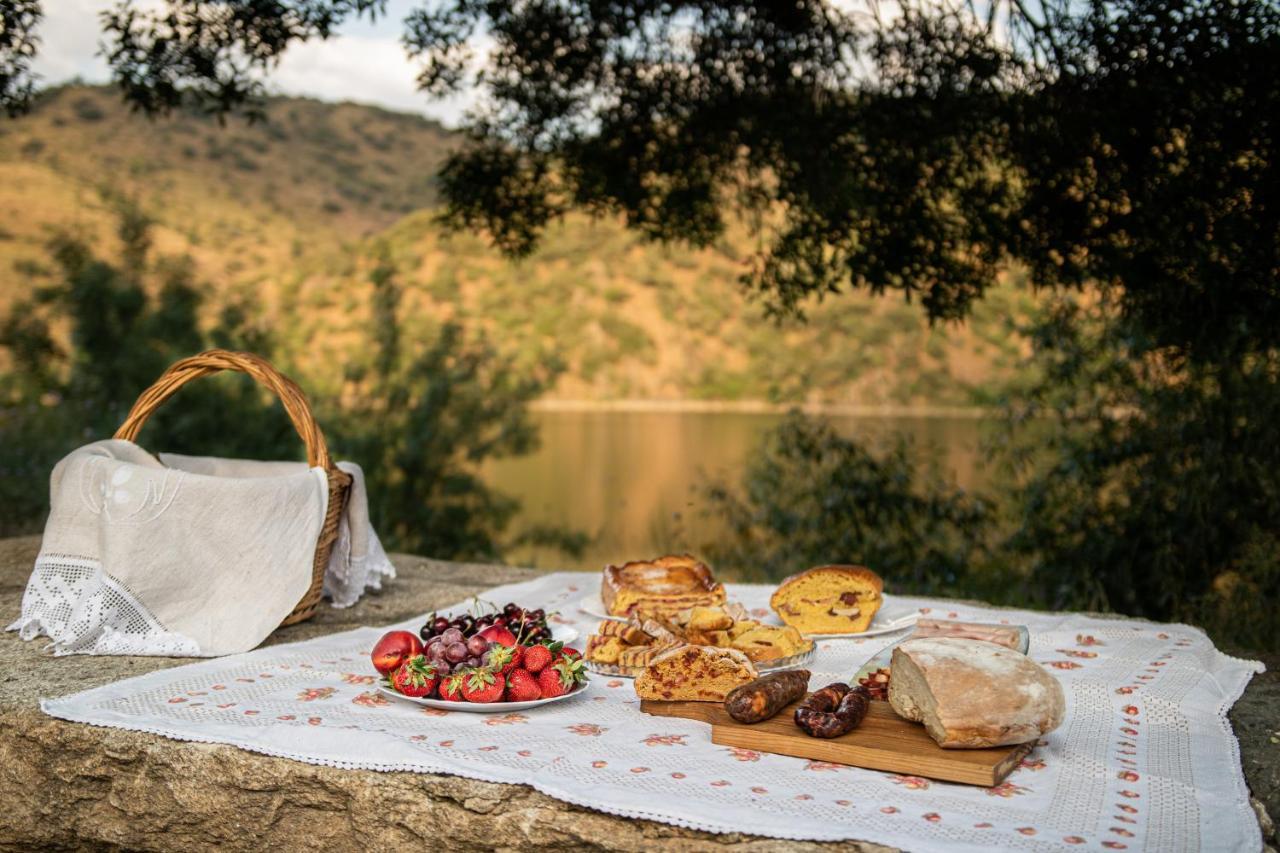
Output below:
[31,0,477,127]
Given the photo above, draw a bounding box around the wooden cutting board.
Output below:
[640,698,1033,786]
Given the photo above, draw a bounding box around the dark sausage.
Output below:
[794,682,872,738]
[724,670,811,723]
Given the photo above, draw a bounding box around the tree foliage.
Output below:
[705,412,994,595]
[993,295,1280,649]
[333,245,569,560]
[4,0,1267,359]
[0,203,564,561]
[0,0,40,116]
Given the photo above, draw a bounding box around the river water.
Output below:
[481,411,995,573]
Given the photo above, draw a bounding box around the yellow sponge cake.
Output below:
[770,565,884,634]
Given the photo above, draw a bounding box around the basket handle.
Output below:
[113,349,334,470]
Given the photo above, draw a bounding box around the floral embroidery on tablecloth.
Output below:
[342,673,376,685]
[37,572,1262,853]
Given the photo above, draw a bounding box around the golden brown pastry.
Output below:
[601,555,726,617]
[634,645,758,702]
[770,565,884,634]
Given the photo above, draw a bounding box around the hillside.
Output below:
[0,85,1036,408]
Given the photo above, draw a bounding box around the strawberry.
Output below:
[521,641,561,674]
[506,668,542,702]
[439,671,467,702]
[537,657,586,698]
[391,655,439,698]
[461,667,505,703]
[486,643,523,676]
[556,646,582,663]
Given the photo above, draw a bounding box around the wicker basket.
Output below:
[113,349,352,627]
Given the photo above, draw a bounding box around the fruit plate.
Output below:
[585,643,816,679]
[378,679,591,713]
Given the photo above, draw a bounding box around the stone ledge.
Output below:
[0,535,1273,851]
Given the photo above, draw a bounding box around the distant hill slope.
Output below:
[0,85,1036,408]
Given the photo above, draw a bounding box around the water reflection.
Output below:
[481,411,992,573]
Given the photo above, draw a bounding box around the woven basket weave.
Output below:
[113,349,351,627]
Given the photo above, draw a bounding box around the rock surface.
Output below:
[0,534,1273,851]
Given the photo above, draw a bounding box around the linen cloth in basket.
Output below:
[8,439,394,656]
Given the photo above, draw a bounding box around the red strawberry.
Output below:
[439,671,467,702]
[522,641,561,674]
[537,657,586,698]
[461,668,505,703]
[556,646,582,663]
[506,668,542,702]
[486,643,524,676]
[391,655,439,698]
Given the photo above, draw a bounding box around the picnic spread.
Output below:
[6,351,1267,851]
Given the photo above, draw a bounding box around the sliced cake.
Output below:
[634,645,758,702]
[770,565,884,634]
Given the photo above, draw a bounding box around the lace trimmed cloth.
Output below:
[8,440,394,657]
[40,572,1263,852]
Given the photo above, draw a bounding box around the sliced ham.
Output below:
[911,619,1022,650]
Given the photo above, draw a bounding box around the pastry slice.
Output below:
[634,645,758,702]
[585,635,625,664]
[595,619,653,645]
[730,624,809,662]
[683,606,733,632]
[770,565,884,634]
[601,555,726,617]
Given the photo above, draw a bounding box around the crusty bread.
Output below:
[770,565,884,634]
[888,638,1065,748]
[634,645,758,702]
[601,555,726,617]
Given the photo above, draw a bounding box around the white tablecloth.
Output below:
[40,572,1263,852]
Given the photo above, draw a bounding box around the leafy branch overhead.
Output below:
[3,1,1276,358]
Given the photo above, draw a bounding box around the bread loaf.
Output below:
[888,637,1065,748]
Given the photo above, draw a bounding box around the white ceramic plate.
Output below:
[545,625,579,646]
[378,678,590,713]
[578,592,917,639]
[577,594,625,622]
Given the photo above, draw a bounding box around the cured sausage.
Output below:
[724,670,811,723]
[793,682,872,738]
